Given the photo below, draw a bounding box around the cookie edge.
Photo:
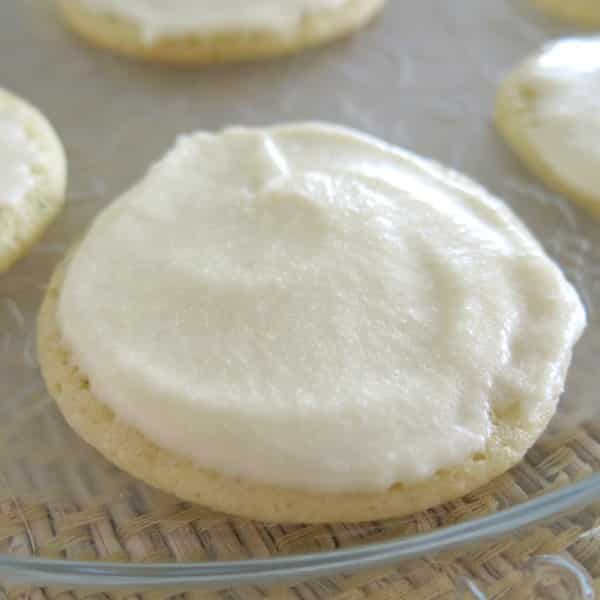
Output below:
[58,0,386,65]
[495,54,600,219]
[0,88,67,273]
[530,0,600,27]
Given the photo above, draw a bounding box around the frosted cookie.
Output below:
[496,38,600,217]
[0,89,66,273]
[38,123,585,523]
[58,0,385,65]
[530,0,600,27]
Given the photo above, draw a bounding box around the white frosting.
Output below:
[79,0,349,42]
[510,38,600,201]
[0,112,43,207]
[58,123,586,493]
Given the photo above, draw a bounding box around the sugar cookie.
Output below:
[497,38,600,217]
[39,124,585,522]
[0,89,66,273]
[58,0,385,65]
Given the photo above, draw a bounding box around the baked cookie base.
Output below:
[0,90,66,273]
[58,0,386,65]
[38,255,558,523]
[530,0,600,26]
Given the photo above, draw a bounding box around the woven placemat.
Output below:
[1,384,600,599]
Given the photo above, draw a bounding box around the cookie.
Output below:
[0,89,66,273]
[58,0,385,65]
[496,37,600,217]
[38,124,585,523]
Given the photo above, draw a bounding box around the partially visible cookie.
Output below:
[496,37,600,217]
[0,89,66,273]
[58,0,385,65]
[530,0,600,27]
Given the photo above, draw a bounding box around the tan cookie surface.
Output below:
[531,0,600,26]
[58,0,385,65]
[0,89,66,273]
[38,257,557,523]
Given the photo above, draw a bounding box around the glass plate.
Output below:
[2,1,600,598]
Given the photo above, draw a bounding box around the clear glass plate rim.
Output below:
[2,473,600,587]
